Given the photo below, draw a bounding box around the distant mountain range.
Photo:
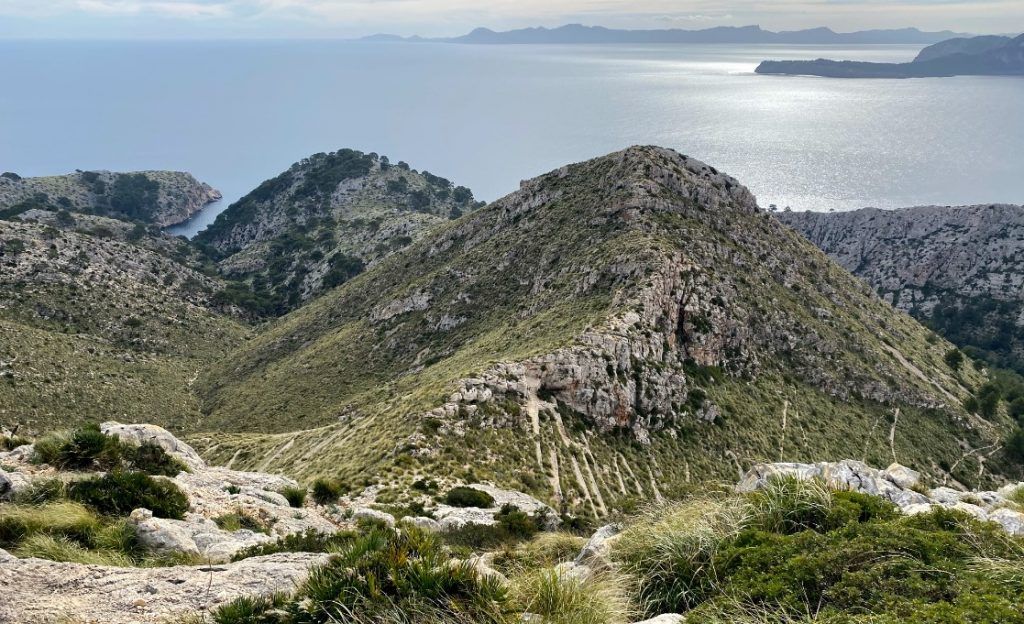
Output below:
[756,33,1024,77]
[362,24,969,45]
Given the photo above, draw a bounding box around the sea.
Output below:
[0,39,1021,237]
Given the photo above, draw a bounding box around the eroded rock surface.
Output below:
[739,460,1024,535]
[0,552,325,624]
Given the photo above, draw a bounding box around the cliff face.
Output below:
[194,149,482,314]
[779,204,1024,372]
[0,170,221,228]
[192,147,1005,514]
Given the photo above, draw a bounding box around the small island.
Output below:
[756,33,1023,78]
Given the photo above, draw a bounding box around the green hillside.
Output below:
[188,146,1009,519]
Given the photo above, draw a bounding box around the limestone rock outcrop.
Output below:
[0,552,325,624]
[738,460,1024,535]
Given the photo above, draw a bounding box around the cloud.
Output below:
[0,0,1021,37]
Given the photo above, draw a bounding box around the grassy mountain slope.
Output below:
[190,147,1008,517]
[0,170,220,228]
[0,213,248,433]
[194,149,482,315]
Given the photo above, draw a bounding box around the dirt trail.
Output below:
[617,453,646,496]
[548,445,563,504]
[569,454,599,517]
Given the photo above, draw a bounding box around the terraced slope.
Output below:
[190,147,1008,519]
[194,149,482,315]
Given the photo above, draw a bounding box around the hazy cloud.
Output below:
[0,0,1019,37]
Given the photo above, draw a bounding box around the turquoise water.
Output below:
[0,40,1021,236]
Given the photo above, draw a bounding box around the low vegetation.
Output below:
[32,424,187,476]
[214,525,507,623]
[615,477,1024,622]
[207,477,1024,624]
[311,477,343,505]
[444,486,496,508]
[0,500,194,567]
[279,485,307,508]
[66,471,189,520]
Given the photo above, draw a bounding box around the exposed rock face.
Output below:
[738,460,1024,535]
[194,149,482,310]
[778,204,1024,371]
[0,552,325,624]
[0,169,220,227]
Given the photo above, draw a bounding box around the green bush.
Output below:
[213,526,507,623]
[944,348,964,371]
[1006,427,1024,463]
[445,486,495,508]
[615,478,1024,622]
[67,472,188,519]
[495,504,540,540]
[231,528,357,561]
[0,435,31,451]
[32,425,184,476]
[279,486,307,508]
[214,510,269,534]
[311,478,342,505]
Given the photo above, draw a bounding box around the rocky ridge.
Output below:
[778,204,1024,372]
[193,146,1007,517]
[0,169,220,227]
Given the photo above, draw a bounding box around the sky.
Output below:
[0,0,1019,39]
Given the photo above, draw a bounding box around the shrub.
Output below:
[32,425,184,476]
[213,526,507,623]
[214,510,269,534]
[445,486,495,508]
[1006,427,1024,463]
[511,568,632,624]
[67,472,188,519]
[12,478,66,505]
[0,435,31,451]
[311,478,342,505]
[211,593,290,624]
[745,476,895,534]
[945,348,964,371]
[495,504,540,540]
[615,477,1024,622]
[231,528,358,561]
[279,486,307,508]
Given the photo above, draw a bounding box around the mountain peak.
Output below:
[521,145,759,220]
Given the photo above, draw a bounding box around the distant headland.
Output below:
[756,33,1024,78]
